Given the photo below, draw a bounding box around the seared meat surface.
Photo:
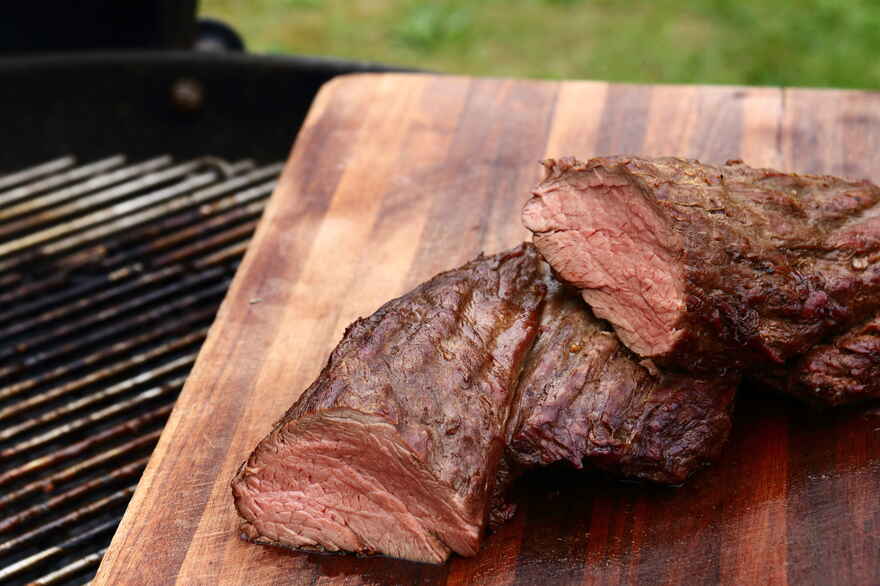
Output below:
[232,244,544,564]
[523,156,880,374]
[757,312,880,406]
[507,266,736,484]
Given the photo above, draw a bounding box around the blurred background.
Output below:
[201,0,880,88]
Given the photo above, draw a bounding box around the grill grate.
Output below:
[0,154,282,585]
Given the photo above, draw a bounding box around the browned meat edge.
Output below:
[756,312,880,406]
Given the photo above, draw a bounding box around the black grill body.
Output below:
[1,52,403,169]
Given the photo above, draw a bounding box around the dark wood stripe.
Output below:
[511,469,594,586]
[446,505,528,586]
[373,75,478,294]
[405,77,556,282]
[593,83,653,155]
[479,79,559,254]
[828,92,880,586]
[782,87,880,586]
[452,80,561,586]
[739,87,784,168]
[837,90,880,179]
[402,79,494,284]
[717,394,789,585]
[781,89,844,175]
[689,87,745,163]
[669,85,747,585]
[784,403,878,585]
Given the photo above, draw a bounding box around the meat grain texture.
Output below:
[523,156,880,394]
[758,313,880,406]
[507,267,736,484]
[232,244,545,564]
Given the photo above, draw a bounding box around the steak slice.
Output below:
[523,156,880,373]
[231,244,544,564]
[757,313,880,406]
[507,267,737,484]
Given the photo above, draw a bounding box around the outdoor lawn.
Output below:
[201,0,880,89]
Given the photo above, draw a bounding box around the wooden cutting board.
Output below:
[94,73,880,585]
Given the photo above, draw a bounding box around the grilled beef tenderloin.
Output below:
[523,156,880,374]
[232,244,545,564]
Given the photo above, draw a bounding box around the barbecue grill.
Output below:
[0,7,401,584]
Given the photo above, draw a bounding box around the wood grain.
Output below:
[94,74,880,586]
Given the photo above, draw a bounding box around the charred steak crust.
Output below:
[232,244,546,564]
[523,156,880,373]
[756,312,880,406]
[506,266,737,484]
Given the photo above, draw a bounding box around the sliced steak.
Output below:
[507,267,737,484]
[757,313,880,406]
[231,244,545,564]
[523,156,880,373]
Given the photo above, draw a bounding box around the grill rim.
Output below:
[0,50,412,87]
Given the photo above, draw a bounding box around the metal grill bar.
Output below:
[0,426,163,500]
[0,157,75,192]
[0,487,134,556]
[0,265,191,340]
[0,522,115,583]
[0,169,219,257]
[0,152,282,586]
[0,313,213,403]
[0,210,260,341]
[3,378,184,460]
[150,218,259,267]
[195,240,252,268]
[0,266,226,362]
[0,354,195,442]
[0,168,278,274]
[100,190,266,268]
[0,156,125,208]
[0,458,147,535]
[0,329,207,423]
[0,280,230,380]
[0,198,267,323]
[28,549,106,586]
[37,171,279,258]
[0,156,173,228]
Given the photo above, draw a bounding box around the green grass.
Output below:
[201,0,880,89]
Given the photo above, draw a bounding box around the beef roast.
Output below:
[507,267,737,484]
[523,156,880,373]
[231,244,545,564]
[757,313,880,406]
